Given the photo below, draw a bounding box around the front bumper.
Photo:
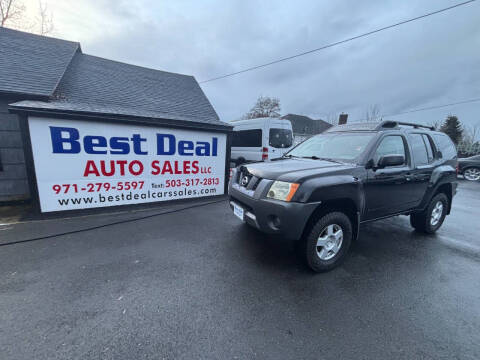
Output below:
[228,180,318,241]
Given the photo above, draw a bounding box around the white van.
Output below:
[230,117,294,165]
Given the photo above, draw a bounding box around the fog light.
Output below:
[268,215,281,230]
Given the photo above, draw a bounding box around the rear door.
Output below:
[406,133,436,207]
[267,120,294,158]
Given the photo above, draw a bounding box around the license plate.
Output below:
[233,203,244,221]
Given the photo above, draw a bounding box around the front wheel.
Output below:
[304,212,352,273]
[463,167,480,181]
[410,193,448,234]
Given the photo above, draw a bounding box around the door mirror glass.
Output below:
[365,158,374,169]
[373,135,407,166]
[377,155,405,168]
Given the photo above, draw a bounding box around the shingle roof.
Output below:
[51,53,223,126]
[7,34,227,128]
[281,114,332,134]
[0,27,80,97]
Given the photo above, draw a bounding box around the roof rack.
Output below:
[325,122,382,132]
[375,121,434,131]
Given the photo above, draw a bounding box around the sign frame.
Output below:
[18,111,231,215]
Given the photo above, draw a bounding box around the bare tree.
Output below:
[463,123,480,144]
[427,120,441,131]
[0,0,25,27]
[244,96,281,119]
[0,0,53,35]
[364,104,382,122]
[37,0,53,35]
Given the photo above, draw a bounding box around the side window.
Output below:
[409,134,429,166]
[374,135,406,165]
[232,129,262,147]
[422,134,434,163]
[432,134,457,160]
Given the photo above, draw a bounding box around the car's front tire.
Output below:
[410,193,448,234]
[304,212,352,273]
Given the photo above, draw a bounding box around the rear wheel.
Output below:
[463,167,480,181]
[410,193,448,234]
[304,212,352,272]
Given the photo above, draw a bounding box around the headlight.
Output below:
[266,181,299,202]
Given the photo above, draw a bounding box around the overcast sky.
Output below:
[23,0,480,130]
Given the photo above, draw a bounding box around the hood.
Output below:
[240,158,357,183]
[459,156,478,162]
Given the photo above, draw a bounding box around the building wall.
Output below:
[0,97,30,202]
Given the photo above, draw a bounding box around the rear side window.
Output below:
[374,135,406,165]
[409,134,429,166]
[432,134,457,160]
[232,129,262,147]
[422,134,434,163]
[269,128,293,148]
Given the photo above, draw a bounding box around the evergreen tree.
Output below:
[440,115,463,144]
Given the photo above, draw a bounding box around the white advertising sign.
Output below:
[28,117,227,212]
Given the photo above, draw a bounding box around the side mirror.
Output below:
[365,159,374,169]
[377,154,405,169]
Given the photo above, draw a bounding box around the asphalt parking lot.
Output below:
[1,181,479,360]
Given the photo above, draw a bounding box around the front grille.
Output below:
[237,167,262,190]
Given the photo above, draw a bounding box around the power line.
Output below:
[383,97,480,117]
[199,0,477,84]
[351,97,480,122]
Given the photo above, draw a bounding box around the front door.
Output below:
[364,134,413,220]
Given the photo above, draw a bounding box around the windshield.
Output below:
[286,133,375,161]
[269,128,293,148]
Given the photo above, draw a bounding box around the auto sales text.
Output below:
[49,126,218,177]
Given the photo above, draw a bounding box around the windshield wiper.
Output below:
[300,156,320,160]
[301,156,343,163]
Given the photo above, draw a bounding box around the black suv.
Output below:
[228,121,458,272]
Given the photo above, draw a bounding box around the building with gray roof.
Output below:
[0,27,229,203]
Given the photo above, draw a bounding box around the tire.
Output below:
[410,193,449,234]
[304,212,352,273]
[463,167,480,181]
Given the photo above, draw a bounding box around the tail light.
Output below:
[456,163,459,175]
[262,147,268,161]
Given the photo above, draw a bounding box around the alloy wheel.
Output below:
[464,168,480,181]
[316,224,343,260]
[430,201,444,226]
